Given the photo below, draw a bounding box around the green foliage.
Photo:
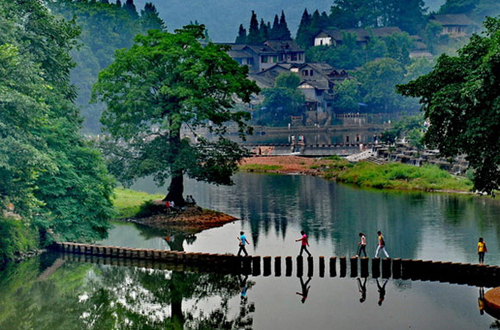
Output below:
[93,25,259,204]
[48,0,166,134]
[380,114,426,144]
[397,16,500,195]
[326,162,473,192]
[439,0,479,14]
[254,73,305,126]
[306,32,416,71]
[0,218,39,263]
[112,188,164,218]
[334,78,361,113]
[0,0,114,246]
[239,164,284,172]
[237,10,292,44]
[328,0,426,34]
[354,58,408,112]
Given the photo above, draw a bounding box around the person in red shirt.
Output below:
[295,231,312,257]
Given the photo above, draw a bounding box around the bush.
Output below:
[0,217,39,264]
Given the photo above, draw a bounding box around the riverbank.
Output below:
[128,206,237,233]
[239,156,473,193]
[0,216,40,264]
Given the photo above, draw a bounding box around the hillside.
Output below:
[134,0,446,42]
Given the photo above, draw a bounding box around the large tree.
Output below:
[92,25,259,205]
[397,17,500,195]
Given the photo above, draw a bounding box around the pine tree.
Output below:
[116,0,122,7]
[309,10,325,42]
[259,18,269,42]
[279,11,292,40]
[296,8,312,49]
[123,0,138,18]
[247,10,261,44]
[270,14,280,40]
[100,0,109,4]
[140,3,165,31]
[235,24,247,43]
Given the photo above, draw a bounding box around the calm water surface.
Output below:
[2,173,500,329]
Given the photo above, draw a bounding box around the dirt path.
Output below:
[240,156,331,176]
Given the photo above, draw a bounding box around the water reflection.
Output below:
[357,277,367,303]
[131,173,500,264]
[296,277,312,304]
[0,254,498,329]
[376,279,389,306]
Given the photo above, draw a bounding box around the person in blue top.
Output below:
[237,231,250,256]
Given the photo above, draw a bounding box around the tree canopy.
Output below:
[254,73,305,126]
[397,17,500,195]
[92,25,259,205]
[0,0,114,244]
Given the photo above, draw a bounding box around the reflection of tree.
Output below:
[0,255,255,330]
[80,265,255,329]
[0,255,90,330]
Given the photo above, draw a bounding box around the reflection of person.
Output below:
[478,287,485,315]
[239,274,248,300]
[296,231,312,257]
[377,279,388,306]
[357,233,367,257]
[375,231,389,258]
[296,276,312,303]
[357,277,367,303]
[237,231,250,256]
[478,237,487,265]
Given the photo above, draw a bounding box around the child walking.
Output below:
[237,231,250,256]
[478,237,487,265]
[296,231,312,257]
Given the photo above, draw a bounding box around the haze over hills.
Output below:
[133,0,446,42]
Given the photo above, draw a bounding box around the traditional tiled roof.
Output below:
[227,50,252,58]
[429,14,472,26]
[249,64,293,88]
[299,79,329,90]
[264,40,303,52]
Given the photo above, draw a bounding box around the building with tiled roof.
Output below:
[429,14,475,36]
[225,40,305,73]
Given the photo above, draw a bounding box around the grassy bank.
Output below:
[322,159,473,192]
[238,164,284,172]
[112,188,164,219]
[0,217,39,264]
[239,156,473,193]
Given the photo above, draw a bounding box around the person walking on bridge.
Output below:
[375,231,389,258]
[237,231,250,256]
[357,232,367,257]
[296,230,312,257]
[478,237,487,265]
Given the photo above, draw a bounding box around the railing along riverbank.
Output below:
[52,243,500,287]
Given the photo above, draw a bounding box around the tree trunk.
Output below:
[164,124,185,206]
[164,173,185,206]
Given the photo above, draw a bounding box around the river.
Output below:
[1,173,500,329]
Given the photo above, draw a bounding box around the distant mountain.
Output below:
[134,0,446,42]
